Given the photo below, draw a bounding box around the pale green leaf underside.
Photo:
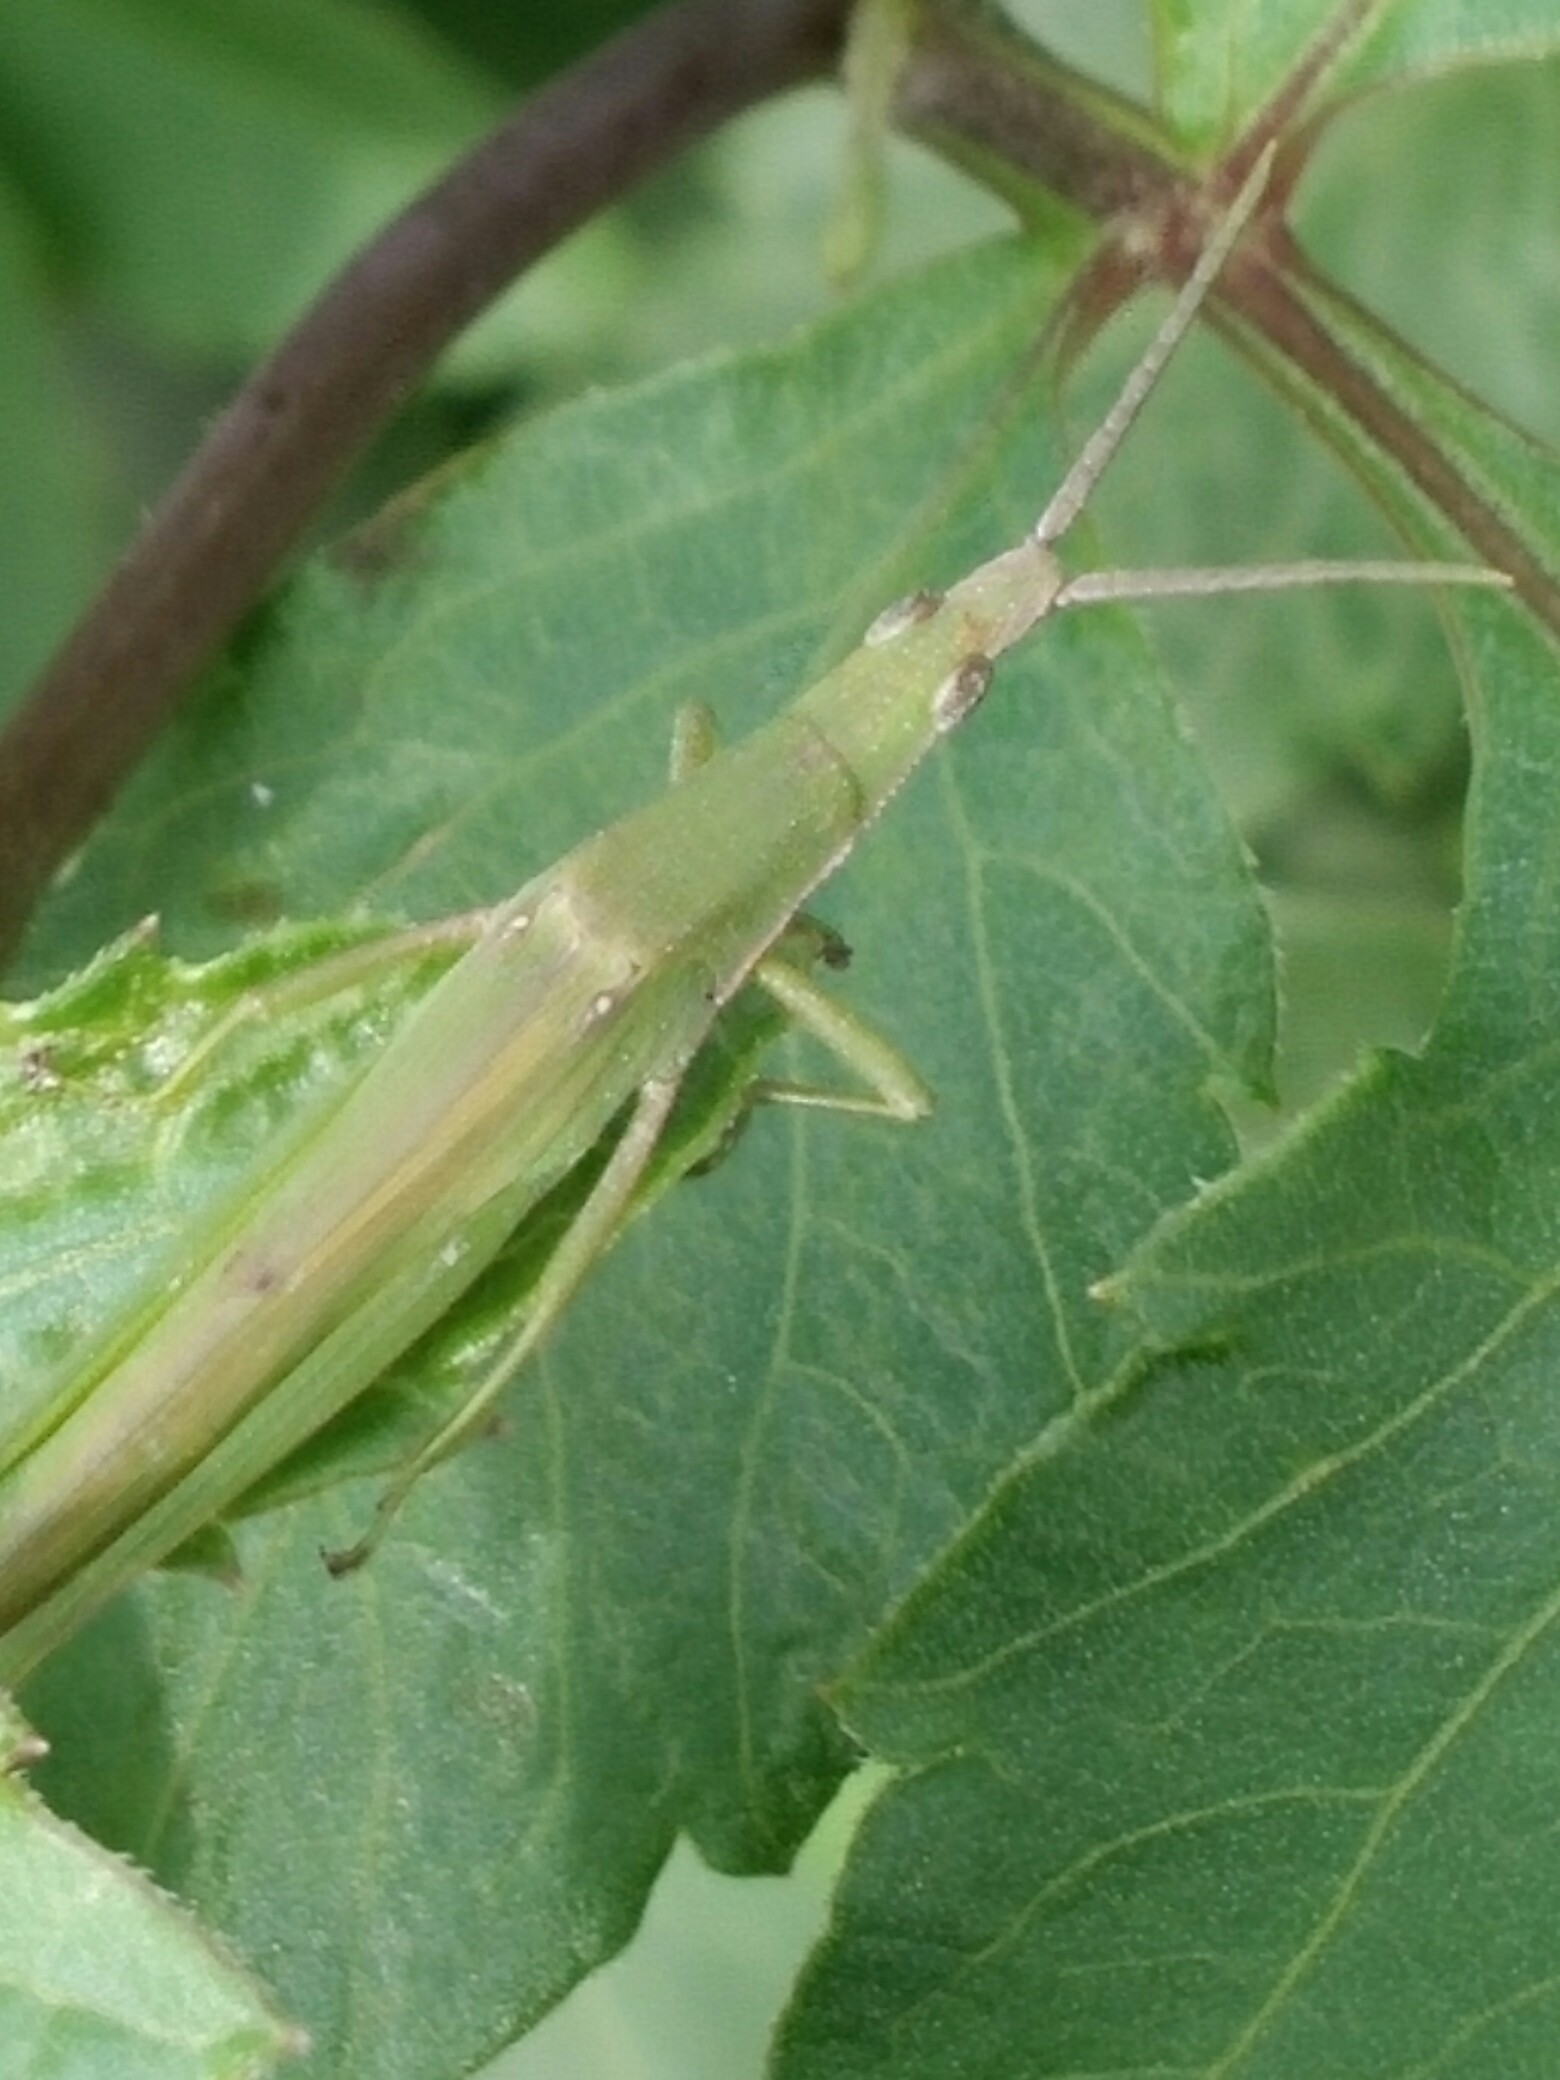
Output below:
[0,1696,296,2080]
[0,908,796,1577]
[0,920,459,1479]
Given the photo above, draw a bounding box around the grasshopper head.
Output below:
[942,534,1066,660]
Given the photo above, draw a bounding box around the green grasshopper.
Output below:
[0,158,1507,1682]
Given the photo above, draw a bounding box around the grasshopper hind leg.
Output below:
[323,1068,687,1575]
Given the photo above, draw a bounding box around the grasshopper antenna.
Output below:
[1034,148,1278,551]
[1027,147,1510,607]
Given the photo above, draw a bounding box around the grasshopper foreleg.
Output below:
[674,697,930,1124]
[748,951,931,1122]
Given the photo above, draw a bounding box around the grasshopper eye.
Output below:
[864,588,944,646]
[932,654,994,732]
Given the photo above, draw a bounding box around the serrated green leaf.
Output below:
[1151,0,1342,147]
[1331,0,1560,97]
[1151,0,1560,148]
[0,918,458,1482]
[786,394,1560,2080]
[10,221,1282,2076]
[0,1695,298,2079]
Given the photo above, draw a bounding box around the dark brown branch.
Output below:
[0,0,855,964]
[892,1,1174,224]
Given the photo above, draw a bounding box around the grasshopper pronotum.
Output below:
[0,156,1507,1679]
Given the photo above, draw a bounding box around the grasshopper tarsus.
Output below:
[782,913,853,972]
[864,587,945,647]
[321,1533,371,1580]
